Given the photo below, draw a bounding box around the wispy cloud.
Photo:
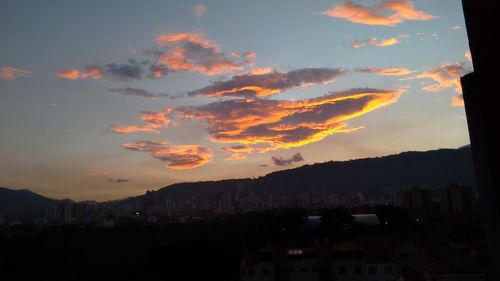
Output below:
[0,66,31,80]
[320,0,435,27]
[111,108,172,134]
[187,68,347,98]
[122,141,213,170]
[56,60,148,81]
[194,4,207,18]
[153,33,252,76]
[450,25,462,31]
[108,87,179,100]
[402,62,471,93]
[221,145,254,160]
[351,35,407,48]
[88,171,111,177]
[355,67,413,76]
[108,178,130,183]
[272,152,304,166]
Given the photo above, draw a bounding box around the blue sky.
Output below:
[0,0,472,201]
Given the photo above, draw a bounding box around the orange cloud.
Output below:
[451,95,464,107]
[178,88,402,152]
[56,66,103,80]
[111,108,172,134]
[321,0,435,26]
[122,141,213,170]
[465,51,472,61]
[0,66,31,80]
[356,67,413,76]
[194,4,207,18]
[402,62,470,93]
[154,33,250,76]
[221,145,254,160]
[239,67,275,76]
[88,171,111,177]
[351,36,403,48]
[188,68,347,98]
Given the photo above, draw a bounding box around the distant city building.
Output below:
[440,184,473,214]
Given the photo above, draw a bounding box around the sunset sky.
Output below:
[0,0,472,201]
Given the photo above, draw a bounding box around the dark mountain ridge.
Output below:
[118,146,475,206]
[1,147,476,211]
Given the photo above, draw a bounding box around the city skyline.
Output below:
[0,0,472,201]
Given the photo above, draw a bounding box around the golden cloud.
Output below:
[321,0,435,26]
[351,36,404,48]
[122,141,213,170]
[178,88,402,152]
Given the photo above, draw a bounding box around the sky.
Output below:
[0,0,472,201]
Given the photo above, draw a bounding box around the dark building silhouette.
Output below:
[461,0,500,279]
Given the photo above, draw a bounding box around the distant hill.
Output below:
[1,147,476,210]
[119,146,476,205]
[0,187,62,212]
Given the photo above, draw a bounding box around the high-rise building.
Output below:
[440,184,473,214]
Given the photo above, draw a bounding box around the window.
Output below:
[262,268,271,276]
[298,267,308,272]
[384,266,394,275]
[354,266,363,274]
[338,267,346,274]
[368,266,378,275]
[248,269,256,277]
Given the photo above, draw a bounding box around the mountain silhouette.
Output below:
[0,187,62,212]
[0,147,476,211]
[117,146,476,206]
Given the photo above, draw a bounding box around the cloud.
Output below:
[355,67,413,76]
[187,68,347,98]
[272,152,304,166]
[450,25,462,30]
[108,178,130,183]
[221,145,254,160]
[465,51,472,61]
[320,0,436,26]
[194,4,207,18]
[111,108,172,134]
[451,95,464,107]
[153,33,251,76]
[148,63,170,78]
[56,65,103,80]
[104,59,146,81]
[56,60,149,81]
[351,36,404,48]
[402,62,471,93]
[108,87,178,100]
[88,171,111,177]
[238,66,275,76]
[122,141,213,170]
[177,88,402,152]
[0,66,31,80]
